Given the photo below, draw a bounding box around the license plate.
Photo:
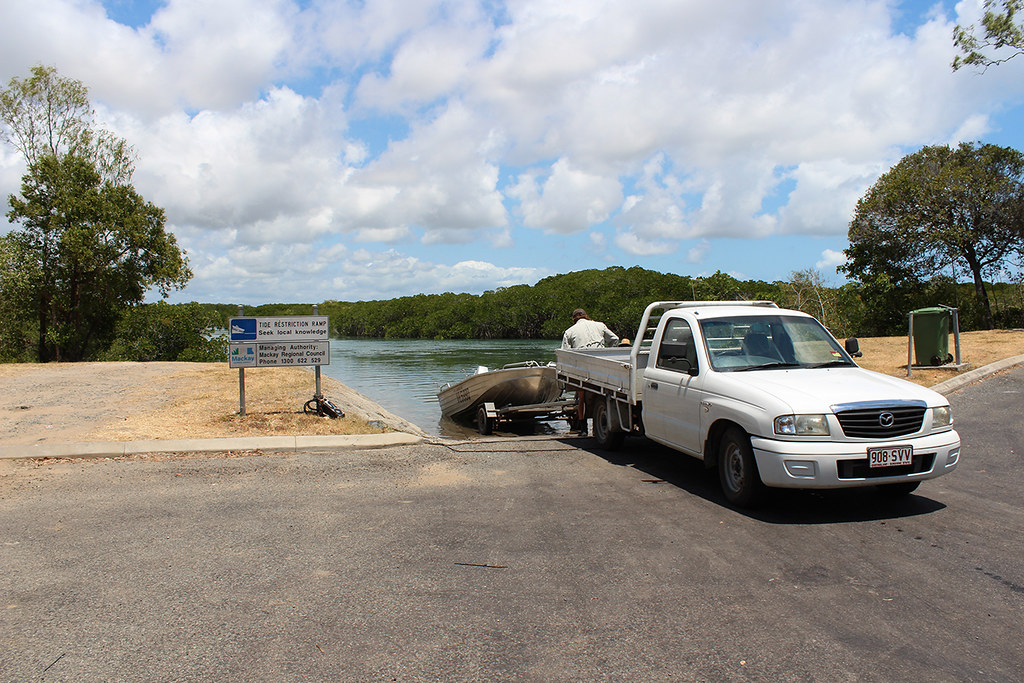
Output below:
[867,445,913,468]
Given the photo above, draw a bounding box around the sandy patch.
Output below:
[407,461,473,488]
[0,362,424,446]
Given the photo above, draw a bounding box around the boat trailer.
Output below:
[475,397,577,435]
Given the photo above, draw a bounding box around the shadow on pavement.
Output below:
[566,435,947,525]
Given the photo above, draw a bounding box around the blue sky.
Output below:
[2,0,1024,304]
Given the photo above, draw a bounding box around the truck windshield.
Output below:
[699,314,853,372]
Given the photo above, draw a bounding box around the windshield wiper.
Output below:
[807,360,853,369]
[734,362,802,372]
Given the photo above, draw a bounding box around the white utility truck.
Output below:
[556,301,961,507]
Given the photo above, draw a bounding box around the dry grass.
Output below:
[84,365,389,442]
[854,329,1024,387]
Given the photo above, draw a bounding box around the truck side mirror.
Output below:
[845,337,863,358]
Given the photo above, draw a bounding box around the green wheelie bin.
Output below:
[910,307,952,366]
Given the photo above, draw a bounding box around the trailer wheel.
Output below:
[718,427,764,508]
[592,399,624,450]
[476,405,493,435]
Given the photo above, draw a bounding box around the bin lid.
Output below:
[910,306,953,315]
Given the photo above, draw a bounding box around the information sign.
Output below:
[256,341,331,367]
[229,316,329,342]
[228,311,330,417]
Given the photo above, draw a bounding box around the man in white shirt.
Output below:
[561,308,619,436]
[561,309,619,349]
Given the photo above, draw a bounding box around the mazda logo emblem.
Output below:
[879,412,895,428]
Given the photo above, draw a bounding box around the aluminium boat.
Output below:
[437,361,561,421]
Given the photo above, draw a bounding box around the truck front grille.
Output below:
[834,406,926,438]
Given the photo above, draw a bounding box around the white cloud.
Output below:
[334,102,508,240]
[776,159,893,236]
[488,228,514,249]
[144,0,297,111]
[354,227,414,244]
[4,0,1024,303]
[688,240,712,264]
[0,146,25,233]
[324,251,549,301]
[614,155,690,253]
[614,231,672,257]
[119,86,346,242]
[184,240,547,303]
[354,17,492,110]
[511,158,622,234]
[947,114,993,145]
[0,0,154,107]
[817,249,848,271]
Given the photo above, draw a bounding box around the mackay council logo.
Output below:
[228,344,257,368]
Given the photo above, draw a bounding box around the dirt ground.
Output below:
[855,328,1024,386]
[0,362,425,446]
[0,329,1020,447]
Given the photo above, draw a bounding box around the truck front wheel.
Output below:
[592,399,624,450]
[718,427,765,508]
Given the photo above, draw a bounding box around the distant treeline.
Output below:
[203,266,1024,341]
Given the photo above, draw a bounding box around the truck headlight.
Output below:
[774,414,830,436]
[932,406,952,428]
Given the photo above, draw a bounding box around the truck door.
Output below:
[642,318,703,456]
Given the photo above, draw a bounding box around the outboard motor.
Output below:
[303,395,345,419]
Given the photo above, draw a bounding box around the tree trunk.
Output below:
[964,246,995,330]
[36,298,51,363]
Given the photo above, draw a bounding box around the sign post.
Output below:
[236,305,246,416]
[313,304,322,400]
[227,310,331,414]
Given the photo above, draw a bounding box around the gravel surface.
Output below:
[0,362,180,445]
[0,362,424,446]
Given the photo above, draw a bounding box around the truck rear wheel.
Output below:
[718,427,765,507]
[592,399,624,450]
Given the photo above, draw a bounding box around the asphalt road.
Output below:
[1,369,1022,682]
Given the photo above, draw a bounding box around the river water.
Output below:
[318,338,565,437]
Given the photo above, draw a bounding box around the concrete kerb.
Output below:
[929,354,1024,396]
[0,432,424,462]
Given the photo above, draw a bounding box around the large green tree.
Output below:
[841,142,1024,330]
[953,0,1024,70]
[2,66,191,362]
[5,154,191,361]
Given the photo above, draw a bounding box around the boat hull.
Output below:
[438,364,561,420]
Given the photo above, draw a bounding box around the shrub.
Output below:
[103,302,225,362]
